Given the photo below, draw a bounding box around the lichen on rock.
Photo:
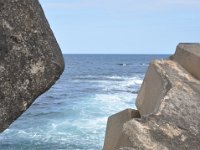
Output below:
[0,0,64,132]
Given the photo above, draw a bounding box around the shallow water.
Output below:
[0,54,169,150]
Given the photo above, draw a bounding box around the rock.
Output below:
[103,109,140,150]
[104,43,200,150]
[136,61,171,116]
[121,59,200,149]
[0,0,64,132]
[173,43,200,80]
[122,59,200,149]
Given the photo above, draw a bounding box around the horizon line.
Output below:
[62,53,172,55]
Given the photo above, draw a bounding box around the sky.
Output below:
[39,0,200,54]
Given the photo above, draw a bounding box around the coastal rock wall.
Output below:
[103,43,200,150]
[0,0,64,132]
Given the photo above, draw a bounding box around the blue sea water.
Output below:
[0,54,169,150]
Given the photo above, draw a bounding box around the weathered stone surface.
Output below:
[120,60,200,149]
[0,0,64,132]
[103,109,140,150]
[104,43,200,150]
[136,61,171,116]
[173,43,200,80]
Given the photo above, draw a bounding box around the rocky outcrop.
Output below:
[0,0,64,132]
[103,43,200,150]
[104,109,140,150]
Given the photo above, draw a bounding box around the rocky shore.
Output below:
[1,1,200,149]
[103,43,200,150]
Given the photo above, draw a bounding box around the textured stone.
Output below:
[104,43,200,150]
[103,109,140,150]
[173,43,200,80]
[0,0,64,132]
[136,61,171,116]
[121,60,200,150]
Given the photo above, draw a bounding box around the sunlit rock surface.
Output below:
[103,109,140,150]
[0,0,64,132]
[104,43,200,150]
[173,43,200,80]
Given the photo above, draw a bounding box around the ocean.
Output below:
[0,54,169,150]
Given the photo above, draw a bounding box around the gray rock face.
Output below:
[104,43,200,150]
[0,0,64,132]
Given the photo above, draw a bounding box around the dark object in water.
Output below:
[117,63,129,66]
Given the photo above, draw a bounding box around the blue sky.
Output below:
[39,0,200,54]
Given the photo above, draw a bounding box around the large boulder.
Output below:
[104,43,200,150]
[0,0,64,132]
[120,59,200,149]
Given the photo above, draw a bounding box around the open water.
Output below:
[0,54,169,150]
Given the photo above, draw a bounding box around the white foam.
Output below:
[51,123,57,129]
[0,74,143,149]
[104,76,124,80]
[134,79,143,84]
[95,94,122,102]
[98,76,143,94]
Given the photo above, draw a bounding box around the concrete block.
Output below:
[173,43,200,80]
[136,61,171,116]
[103,109,140,150]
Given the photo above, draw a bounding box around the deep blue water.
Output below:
[0,54,169,150]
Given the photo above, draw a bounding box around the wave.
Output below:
[68,75,143,96]
[70,75,125,81]
[97,76,143,94]
[70,75,143,82]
